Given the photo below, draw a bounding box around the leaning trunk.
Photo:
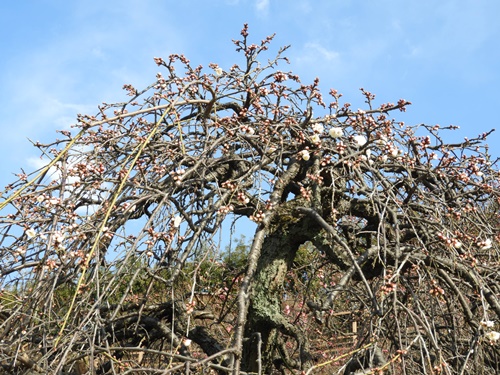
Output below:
[242,199,318,373]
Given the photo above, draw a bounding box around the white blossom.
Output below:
[240,125,255,135]
[25,228,36,238]
[54,232,65,243]
[214,67,223,76]
[329,127,343,138]
[485,331,500,342]
[376,136,388,146]
[14,247,26,256]
[49,197,60,205]
[481,320,495,328]
[479,238,492,250]
[173,216,182,228]
[299,150,310,161]
[312,123,324,134]
[310,134,321,144]
[353,135,367,147]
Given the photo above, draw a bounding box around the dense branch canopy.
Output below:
[1,25,500,374]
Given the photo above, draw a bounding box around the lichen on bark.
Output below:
[242,197,319,372]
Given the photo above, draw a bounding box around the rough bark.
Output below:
[242,198,318,373]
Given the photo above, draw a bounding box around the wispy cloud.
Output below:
[1,0,499,186]
[0,1,185,174]
[304,42,340,62]
[292,42,342,79]
[255,0,270,16]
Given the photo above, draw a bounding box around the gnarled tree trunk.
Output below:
[242,198,319,373]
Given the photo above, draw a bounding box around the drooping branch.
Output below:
[1,25,499,375]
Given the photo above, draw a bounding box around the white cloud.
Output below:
[255,0,269,15]
[0,1,186,180]
[293,42,342,76]
[304,42,340,62]
[26,157,60,181]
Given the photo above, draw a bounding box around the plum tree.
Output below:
[1,24,500,374]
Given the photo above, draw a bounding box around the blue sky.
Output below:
[1,0,500,188]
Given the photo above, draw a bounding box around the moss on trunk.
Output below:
[242,198,319,373]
